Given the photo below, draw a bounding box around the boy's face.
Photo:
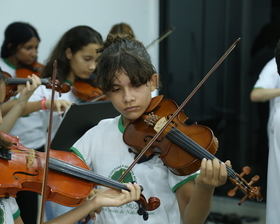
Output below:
[107,70,158,127]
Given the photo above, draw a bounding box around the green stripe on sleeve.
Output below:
[70,147,86,162]
[13,208,20,220]
[172,173,199,192]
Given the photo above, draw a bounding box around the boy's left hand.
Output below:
[196,158,231,190]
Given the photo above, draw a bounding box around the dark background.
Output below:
[158,0,280,201]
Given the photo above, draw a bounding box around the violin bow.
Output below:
[145,27,175,50]
[118,37,241,182]
[38,61,58,224]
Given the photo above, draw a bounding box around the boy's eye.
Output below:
[134,84,142,88]
[111,88,120,92]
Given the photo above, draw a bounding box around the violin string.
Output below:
[166,128,253,190]
[162,120,240,178]
[8,149,129,191]
[169,128,256,191]
[146,114,240,179]
[166,127,238,178]
[9,148,129,190]
[48,157,128,191]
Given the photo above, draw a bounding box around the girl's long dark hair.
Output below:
[1,22,40,58]
[41,26,103,83]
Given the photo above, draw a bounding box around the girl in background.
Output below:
[9,25,105,223]
[0,22,41,78]
[108,22,135,38]
[0,22,70,224]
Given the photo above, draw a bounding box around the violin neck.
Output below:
[6,78,49,85]
[166,127,237,179]
[48,156,128,191]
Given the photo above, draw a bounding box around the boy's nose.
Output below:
[123,90,135,103]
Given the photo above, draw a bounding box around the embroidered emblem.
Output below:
[109,166,136,183]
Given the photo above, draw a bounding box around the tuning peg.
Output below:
[238,195,249,205]
[227,187,238,197]
[227,166,263,205]
[249,175,260,185]
[240,166,251,176]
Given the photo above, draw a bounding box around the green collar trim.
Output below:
[65,79,73,86]
[118,116,125,133]
[3,58,16,69]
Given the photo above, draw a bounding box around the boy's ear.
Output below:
[65,48,72,59]
[150,74,158,92]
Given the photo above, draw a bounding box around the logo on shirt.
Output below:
[109,165,137,183]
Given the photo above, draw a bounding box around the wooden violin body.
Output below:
[72,75,109,102]
[16,62,44,78]
[124,96,218,176]
[123,96,263,205]
[0,132,93,206]
[0,132,160,219]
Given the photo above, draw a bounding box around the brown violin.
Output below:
[3,71,71,102]
[72,75,109,102]
[123,95,263,205]
[16,61,44,78]
[0,131,160,220]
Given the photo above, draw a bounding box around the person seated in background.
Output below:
[108,22,135,38]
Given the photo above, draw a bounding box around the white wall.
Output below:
[0,0,159,72]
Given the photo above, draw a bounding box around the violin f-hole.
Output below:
[13,170,39,180]
[167,114,177,125]
[144,135,163,143]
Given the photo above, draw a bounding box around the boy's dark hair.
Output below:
[1,22,40,58]
[41,26,103,83]
[96,35,157,93]
[275,39,280,75]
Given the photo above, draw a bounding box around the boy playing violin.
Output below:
[64,35,231,224]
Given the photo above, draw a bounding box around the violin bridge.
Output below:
[154,117,167,132]
[26,149,35,168]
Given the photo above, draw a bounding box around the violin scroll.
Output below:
[137,194,160,220]
[44,77,71,94]
[227,166,263,205]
